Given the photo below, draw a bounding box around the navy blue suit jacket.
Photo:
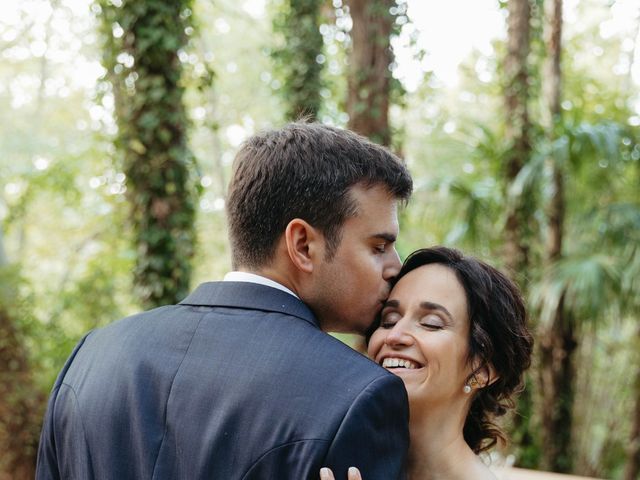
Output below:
[37,281,409,479]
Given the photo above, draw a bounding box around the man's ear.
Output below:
[284,219,322,273]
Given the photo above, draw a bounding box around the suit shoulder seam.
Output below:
[57,382,95,479]
[328,372,399,444]
[241,438,331,479]
[150,310,209,479]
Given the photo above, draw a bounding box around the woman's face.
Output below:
[368,263,473,412]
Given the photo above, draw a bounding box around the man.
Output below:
[37,122,413,479]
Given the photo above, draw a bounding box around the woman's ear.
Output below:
[284,219,321,273]
[478,364,499,388]
[468,361,499,389]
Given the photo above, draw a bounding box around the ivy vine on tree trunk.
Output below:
[271,0,324,121]
[346,0,401,147]
[98,0,199,309]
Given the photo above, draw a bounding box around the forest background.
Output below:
[0,0,638,478]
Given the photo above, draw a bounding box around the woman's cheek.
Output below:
[367,330,384,358]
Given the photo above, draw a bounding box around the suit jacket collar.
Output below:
[180,281,320,329]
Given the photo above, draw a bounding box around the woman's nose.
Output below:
[384,320,413,347]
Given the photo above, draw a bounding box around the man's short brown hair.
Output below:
[226,122,413,269]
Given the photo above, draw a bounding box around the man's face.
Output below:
[311,184,402,334]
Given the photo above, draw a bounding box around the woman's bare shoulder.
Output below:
[470,456,499,480]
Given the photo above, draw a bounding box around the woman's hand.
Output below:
[319,466,362,480]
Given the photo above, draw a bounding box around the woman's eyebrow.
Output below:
[382,299,399,308]
[419,301,453,320]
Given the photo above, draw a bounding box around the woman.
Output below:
[322,246,533,480]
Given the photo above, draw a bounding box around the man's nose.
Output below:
[383,247,402,281]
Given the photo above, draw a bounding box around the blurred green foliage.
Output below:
[271,0,324,120]
[98,0,200,309]
[0,0,638,477]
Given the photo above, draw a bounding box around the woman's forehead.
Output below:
[392,264,468,318]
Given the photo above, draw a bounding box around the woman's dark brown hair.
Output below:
[390,246,534,453]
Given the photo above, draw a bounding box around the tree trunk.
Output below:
[503,0,532,279]
[0,310,43,480]
[539,296,576,473]
[624,325,640,480]
[538,0,576,472]
[346,0,394,146]
[100,0,198,309]
[538,167,575,473]
[502,0,535,466]
[272,0,324,120]
[0,230,43,480]
[542,0,562,133]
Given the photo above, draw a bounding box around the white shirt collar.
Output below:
[223,271,299,299]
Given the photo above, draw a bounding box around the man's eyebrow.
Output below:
[371,233,397,243]
[420,301,453,320]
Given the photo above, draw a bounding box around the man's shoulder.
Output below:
[85,303,189,342]
[181,281,320,327]
[285,330,397,394]
[314,333,381,368]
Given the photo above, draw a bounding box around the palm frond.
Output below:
[531,254,622,326]
[568,121,626,168]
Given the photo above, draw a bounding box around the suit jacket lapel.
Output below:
[180,281,320,329]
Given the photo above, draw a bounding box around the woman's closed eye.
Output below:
[420,314,444,330]
[380,311,401,328]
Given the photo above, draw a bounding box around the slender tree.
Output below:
[0,231,43,480]
[623,227,640,480]
[502,0,537,466]
[272,0,324,120]
[99,0,198,308]
[537,0,576,473]
[503,0,532,279]
[625,324,640,480]
[623,10,640,480]
[346,0,397,146]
